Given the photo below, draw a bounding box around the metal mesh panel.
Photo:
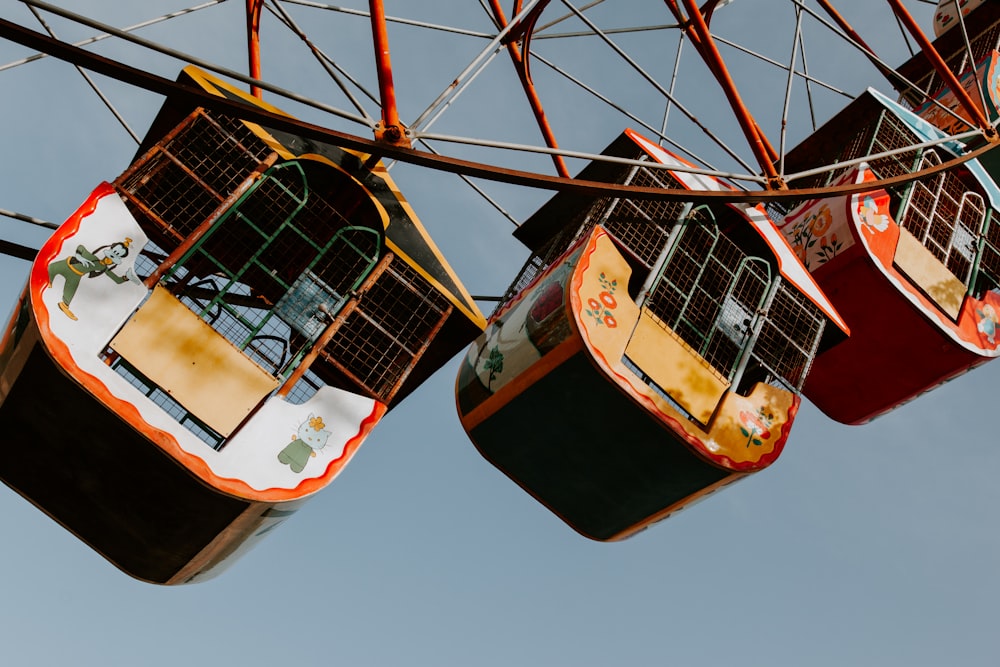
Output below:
[863,112,924,181]
[789,110,922,193]
[641,214,827,393]
[644,216,770,381]
[898,150,985,285]
[499,152,830,396]
[285,370,325,405]
[496,157,687,311]
[195,165,316,304]
[116,109,272,244]
[750,285,826,391]
[321,257,452,402]
[600,167,689,268]
[162,159,382,378]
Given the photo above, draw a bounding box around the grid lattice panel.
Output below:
[949,195,983,281]
[899,151,985,284]
[837,118,880,176]
[645,222,769,380]
[285,370,324,405]
[496,154,689,309]
[646,222,720,333]
[167,113,269,197]
[752,285,826,390]
[190,166,378,312]
[600,165,689,267]
[866,113,923,180]
[703,262,769,375]
[200,179,310,301]
[310,229,380,296]
[902,177,937,242]
[798,111,921,191]
[165,159,382,377]
[326,313,411,399]
[322,258,451,402]
[117,111,271,241]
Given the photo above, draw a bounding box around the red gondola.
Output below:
[775,89,1000,423]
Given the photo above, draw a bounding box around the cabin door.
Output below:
[895,150,987,318]
[110,160,382,437]
[624,212,773,423]
[158,161,380,374]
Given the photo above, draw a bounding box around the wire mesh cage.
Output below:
[782,99,995,297]
[115,109,273,246]
[897,150,986,287]
[104,102,464,444]
[320,256,452,403]
[500,150,830,397]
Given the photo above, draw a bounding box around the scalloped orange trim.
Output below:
[29,184,386,502]
[570,228,793,472]
[848,168,1000,357]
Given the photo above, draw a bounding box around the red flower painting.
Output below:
[739,408,773,448]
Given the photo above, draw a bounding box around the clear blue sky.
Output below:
[1,2,997,665]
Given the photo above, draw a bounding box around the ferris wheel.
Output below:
[0,1,985,208]
[0,0,995,582]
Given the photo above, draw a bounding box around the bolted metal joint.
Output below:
[374,120,410,148]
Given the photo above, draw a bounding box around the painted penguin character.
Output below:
[47,238,140,320]
[277,414,333,473]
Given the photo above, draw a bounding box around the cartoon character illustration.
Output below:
[859,195,890,234]
[46,238,141,320]
[976,303,999,344]
[277,414,333,473]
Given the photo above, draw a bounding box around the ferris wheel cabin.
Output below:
[773,88,1000,424]
[0,67,485,584]
[456,130,847,541]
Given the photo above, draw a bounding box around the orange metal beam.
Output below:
[490,0,570,178]
[675,0,783,187]
[246,0,263,99]
[369,0,408,146]
[369,0,407,146]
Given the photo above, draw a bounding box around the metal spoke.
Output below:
[19,0,375,128]
[0,0,225,73]
[553,0,759,175]
[279,0,496,38]
[266,0,378,123]
[530,50,726,175]
[408,0,548,133]
[27,3,140,143]
[777,4,805,179]
[1,208,56,230]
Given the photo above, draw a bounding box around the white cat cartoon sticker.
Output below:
[277,414,332,473]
